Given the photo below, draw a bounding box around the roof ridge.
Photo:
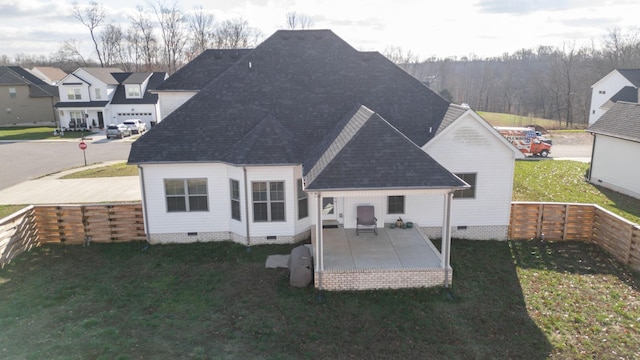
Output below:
[230,112,301,163]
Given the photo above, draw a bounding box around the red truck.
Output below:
[495,127,552,157]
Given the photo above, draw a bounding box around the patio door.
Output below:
[322,197,337,221]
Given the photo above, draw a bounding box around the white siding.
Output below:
[110,104,159,128]
[424,113,518,230]
[157,91,197,120]
[589,71,634,125]
[140,163,310,243]
[590,135,640,198]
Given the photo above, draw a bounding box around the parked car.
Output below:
[535,131,553,145]
[106,124,132,139]
[123,119,147,134]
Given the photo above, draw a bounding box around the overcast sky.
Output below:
[1,0,639,61]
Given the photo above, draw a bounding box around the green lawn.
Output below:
[478,111,574,130]
[0,126,96,140]
[0,240,637,359]
[0,205,27,219]
[60,162,138,179]
[513,160,640,224]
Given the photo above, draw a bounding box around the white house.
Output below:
[587,101,640,199]
[128,30,523,290]
[55,68,166,130]
[589,69,640,125]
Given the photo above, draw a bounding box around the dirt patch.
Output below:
[549,131,593,146]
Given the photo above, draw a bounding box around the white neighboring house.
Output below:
[587,102,640,199]
[588,69,640,125]
[55,68,166,131]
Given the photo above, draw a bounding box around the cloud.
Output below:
[475,0,575,14]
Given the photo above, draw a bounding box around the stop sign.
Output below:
[79,141,87,150]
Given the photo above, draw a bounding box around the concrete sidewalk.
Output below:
[0,161,141,205]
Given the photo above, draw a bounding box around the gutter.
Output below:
[243,167,251,246]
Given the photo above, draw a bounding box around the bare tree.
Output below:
[129,5,159,72]
[285,11,313,29]
[100,24,126,68]
[149,0,187,74]
[383,46,420,64]
[54,39,90,68]
[72,1,107,67]
[186,6,215,61]
[213,18,262,49]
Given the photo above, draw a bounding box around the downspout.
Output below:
[588,134,596,181]
[138,166,151,243]
[315,192,323,290]
[243,167,251,246]
[442,191,453,288]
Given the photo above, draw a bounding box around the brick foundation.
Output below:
[315,267,452,291]
[422,225,508,240]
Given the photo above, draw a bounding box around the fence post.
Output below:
[536,203,544,238]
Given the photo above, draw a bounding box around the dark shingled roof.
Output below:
[54,101,110,108]
[617,69,640,87]
[587,101,640,142]
[130,30,450,168]
[110,72,166,105]
[609,86,638,104]
[0,66,57,97]
[154,49,251,91]
[304,105,467,191]
[436,103,469,135]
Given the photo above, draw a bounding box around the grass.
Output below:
[0,126,95,140]
[0,240,637,359]
[60,162,138,179]
[513,160,640,224]
[478,111,577,130]
[0,205,27,219]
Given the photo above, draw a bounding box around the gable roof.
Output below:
[617,69,640,87]
[154,49,251,91]
[608,86,638,104]
[129,30,450,165]
[79,67,123,85]
[304,105,467,191]
[30,67,67,84]
[0,66,57,97]
[436,103,469,135]
[587,101,640,142]
[110,72,166,105]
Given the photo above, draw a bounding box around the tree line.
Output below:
[0,1,311,75]
[395,28,640,127]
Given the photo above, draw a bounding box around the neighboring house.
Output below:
[0,66,59,127]
[128,30,523,289]
[29,67,67,85]
[151,49,250,120]
[589,69,640,125]
[54,68,166,131]
[587,101,640,199]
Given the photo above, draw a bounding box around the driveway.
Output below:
[548,132,593,162]
[0,134,133,190]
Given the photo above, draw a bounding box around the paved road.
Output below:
[0,135,132,190]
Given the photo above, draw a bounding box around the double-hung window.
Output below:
[454,173,477,199]
[252,181,285,222]
[230,179,241,221]
[67,88,81,100]
[164,178,209,212]
[9,88,16,98]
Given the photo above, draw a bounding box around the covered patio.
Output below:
[311,222,452,291]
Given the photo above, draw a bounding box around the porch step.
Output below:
[322,220,340,229]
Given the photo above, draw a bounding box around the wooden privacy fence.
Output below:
[510,202,640,272]
[34,204,146,244]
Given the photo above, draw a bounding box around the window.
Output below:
[67,88,81,100]
[387,196,405,214]
[230,179,241,221]
[252,181,285,222]
[297,179,308,219]
[95,88,102,99]
[6,108,11,114]
[164,178,208,212]
[9,88,16,98]
[454,173,477,199]
[127,86,141,98]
